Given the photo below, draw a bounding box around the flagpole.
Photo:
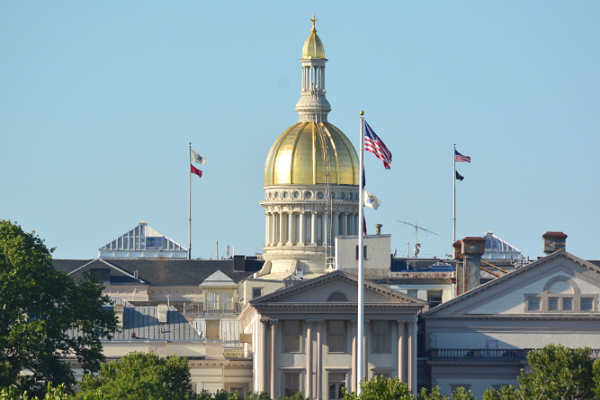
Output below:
[357,111,365,395]
[453,143,456,244]
[189,142,192,260]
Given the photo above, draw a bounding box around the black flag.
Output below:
[455,171,464,181]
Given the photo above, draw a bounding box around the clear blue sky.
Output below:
[2,1,599,260]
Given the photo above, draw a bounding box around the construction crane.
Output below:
[397,220,439,258]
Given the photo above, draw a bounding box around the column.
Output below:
[322,66,325,90]
[306,320,313,398]
[270,320,278,397]
[332,212,339,240]
[316,320,323,399]
[408,321,416,394]
[310,212,317,245]
[261,320,269,391]
[265,214,270,246]
[278,212,285,246]
[287,212,294,245]
[271,212,277,246]
[340,213,347,236]
[323,214,329,245]
[397,320,406,382]
[351,319,357,392]
[298,212,305,245]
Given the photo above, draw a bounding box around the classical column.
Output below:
[323,214,329,245]
[278,212,286,246]
[351,319,357,392]
[261,320,269,391]
[270,320,278,397]
[270,212,277,246]
[397,320,406,382]
[298,212,305,245]
[316,320,323,399]
[332,212,339,239]
[265,214,269,246]
[287,212,294,245]
[340,212,347,236]
[306,320,313,398]
[408,321,416,394]
[310,211,317,245]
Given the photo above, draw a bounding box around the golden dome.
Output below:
[265,122,359,186]
[302,14,326,59]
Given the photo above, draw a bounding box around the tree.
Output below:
[343,375,414,400]
[74,351,193,400]
[594,359,600,400]
[0,220,117,397]
[483,344,594,400]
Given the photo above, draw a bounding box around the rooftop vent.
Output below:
[542,231,567,255]
[157,304,169,323]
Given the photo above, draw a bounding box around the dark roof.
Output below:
[391,258,457,272]
[52,257,263,285]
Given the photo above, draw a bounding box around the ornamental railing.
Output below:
[174,302,242,316]
[430,348,600,360]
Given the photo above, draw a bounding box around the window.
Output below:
[284,321,300,352]
[328,373,346,400]
[230,387,245,399]
[562,297,573,311]
[252,288,263,299]
[206,292,219,309]
[328,292,348,302]
[355,245,367,260]
[407,289,418,298]
[548,297,559,311]
[284,373,300,397]
[427,290,443,308]
[528,297,541,310]
[329,321,346,352]
[372,321,390,353]
[221,292,233,310]
[581,297,594,311]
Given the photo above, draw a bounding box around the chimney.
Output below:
[114,304,124,329]
[157,304,169,324]
[375,224,382,235]
[457,237,486,295]
[542,231,567,255]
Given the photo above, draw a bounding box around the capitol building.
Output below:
[259,16,361,279]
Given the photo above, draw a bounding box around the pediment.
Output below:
[250,270,425,305]
[424,251,600,317]
[67,259,145,284]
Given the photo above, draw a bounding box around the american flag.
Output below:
[455,150,471,163]
[364,121,392,169]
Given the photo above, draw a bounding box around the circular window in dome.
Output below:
[293,191,300,199]
[274,192,280,199]
[283,191,290,199]
[266,192,271,200]
[330,192,336,199]
[317,191,324,199]
[304,191,312,199]
[339,192,346,200]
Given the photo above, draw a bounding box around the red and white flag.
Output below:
[190,164,203,178]
[364,121,392,169]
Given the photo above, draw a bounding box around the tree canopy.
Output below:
[0,220,117,397]
[75,351,193,400]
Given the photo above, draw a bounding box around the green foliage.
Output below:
[0,384,68,400]
[450,387,477,400]
[0,220,117,398]
[481,385,520,400]
[74,351,193,400]
[594,359,600,400]
[518,344,593,400]
[343,375,414,400]
[418,386,450,400]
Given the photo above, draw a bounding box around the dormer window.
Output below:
[525,277,597,313]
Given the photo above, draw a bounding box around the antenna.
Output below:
[397,220,439,258]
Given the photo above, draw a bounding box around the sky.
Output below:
[2,1,599,261]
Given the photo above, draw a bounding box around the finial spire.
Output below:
[310,13,317,33]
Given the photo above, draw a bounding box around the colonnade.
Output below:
[258,318,418,398]
[264,211,359,247]
[302,65,325,91]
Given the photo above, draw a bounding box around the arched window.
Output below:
[328,292,348,302]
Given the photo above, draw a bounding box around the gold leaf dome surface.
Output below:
[302,19,326,59]
[265,122,359,186]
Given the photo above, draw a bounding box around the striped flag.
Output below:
[364,121,392,169]
[455,150,471,163]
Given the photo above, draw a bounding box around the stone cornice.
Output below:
[425,314,600,321]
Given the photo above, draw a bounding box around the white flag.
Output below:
[363,189,380,210]
[191,149,206,165]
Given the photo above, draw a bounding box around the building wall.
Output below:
[336,235,391,278]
